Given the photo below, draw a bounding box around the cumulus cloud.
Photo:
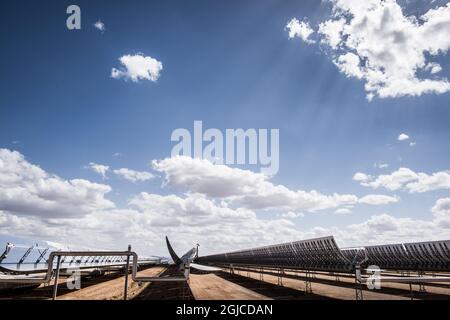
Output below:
[129,192,256,227]
[3,150,446,255]
[111,53,163,82]
[113,168,154,183]
[432,198,450,227]
[285,18,315,43]
[334,52,365,79]
[335,208,352,215]
[353,172,371,182]
[358,194,399,205]
[153,156,397,213]
[398,133,410,141]
[0,150,306,254]
[0,149,114,218]
[88,162,109,179]
[336,210,450,246]
[289,0,450,100]
[318,18,346,49]
[374,162,389,169]
[280,211,305,219]
[93,20,105,32]
[355,167,450,193]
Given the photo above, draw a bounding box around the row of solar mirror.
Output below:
[0,244,129,265]
[198,236,354,272]
[342,240,450,271]
[0,243,162,267]
[199,238,450,272]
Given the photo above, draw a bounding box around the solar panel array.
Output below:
[0,243,161,274]
[197,236,354,272]
[198,238,450,272]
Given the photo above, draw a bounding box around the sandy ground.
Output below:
[132,266,194,300]
[237,267,450,298]
[2,265,448,300]
[58,267,166,300]
[189,274,271,300]
[219,268,408,300]
[220,266,450,300]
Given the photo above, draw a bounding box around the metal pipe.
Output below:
[52,255,61,300]
[123,245,131,300]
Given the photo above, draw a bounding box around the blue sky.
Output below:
[1,0,450,255]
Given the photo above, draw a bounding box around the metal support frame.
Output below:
[52,255,62,300]
[123,245,131,300]
[182,263,191,300]
[333,272,341,282]
[277,268,284,286]
[35,248,49,264]
[409,282,414,300]
[304,270,312,294]
[418,271,427,293]
[0,243,13,263]
[354,265,364,301]
[19,246,34,264]
[1,248,188,301]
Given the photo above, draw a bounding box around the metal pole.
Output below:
[196,243,199,260]
[52,255,62,300]
[123,245,131,300]
[409,283,414,300]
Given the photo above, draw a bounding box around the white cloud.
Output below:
[0,149,114,218]
[129,192,256,227]
[281,211,305,219]
[318,18,346,49]
[374,162,389,169]
[335,208,352,215]
[93,20,105,32]
[334,52,364,79]
[113,168,154,183]
[285,18,315,43]
[3,150,446,256]
[0,150,307,255]
[358,194,399,205]
[398,133,410,141]
[432,198,450,227]
[355,167,450,193]
[289,1,450,100]
[339,211,450,246]
[88,162,109,179]
[111,53,163,82]
[409,141,416,147]
[153,156,396,213]
[0,191,304,255]
[426,62,442,74]
[353,172,371,182]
